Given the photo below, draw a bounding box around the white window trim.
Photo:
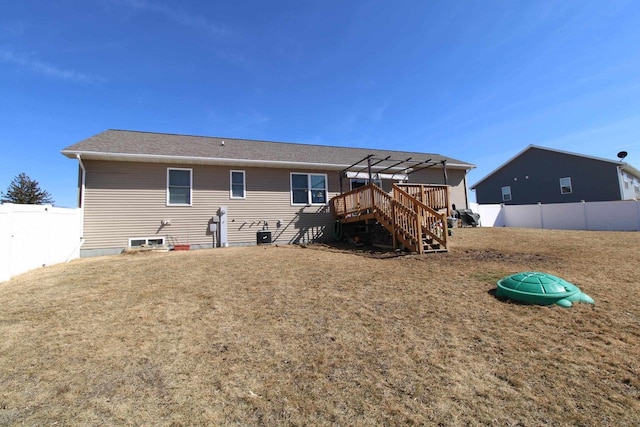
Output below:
[290,172,328,206]
[559,177,572,195]
[167,167,193,206]
[502,185,512,202]
[128,236,166,247]
[230,170,246,199]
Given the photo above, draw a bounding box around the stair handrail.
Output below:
[393,184,448,248]
[396,183,450,214]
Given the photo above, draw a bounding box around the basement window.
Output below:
[501,186,512,202]
[129,237,166,247]
[560,177,572,194]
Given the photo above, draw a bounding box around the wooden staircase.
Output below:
[330,183,449,253]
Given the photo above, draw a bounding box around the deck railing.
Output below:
[392,185,447,248]
[330,185,374,218]
[396,183,450,214]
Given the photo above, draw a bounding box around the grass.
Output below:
[1,227,639,426]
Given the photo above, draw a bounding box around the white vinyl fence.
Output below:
[471,200,640,231]
[0,204,83,282]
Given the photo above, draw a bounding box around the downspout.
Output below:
[463,170,470,209]
[77,154,86,209]
[441,160,448,185]
[67,154,87,261]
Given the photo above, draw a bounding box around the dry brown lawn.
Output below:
[1,227,639,426]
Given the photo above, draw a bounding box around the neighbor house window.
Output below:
[560,177,572,194]
[291,173,327,205]
[501,186,512,202]
[167,168,192,206]
[230,170,246,199]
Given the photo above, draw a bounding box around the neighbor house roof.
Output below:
[62,129,475,172]
[470,145,640,189]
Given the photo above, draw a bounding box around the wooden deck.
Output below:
[330,184,449,253]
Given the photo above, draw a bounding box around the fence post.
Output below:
[538,202,544,229]
[0,206,12,282]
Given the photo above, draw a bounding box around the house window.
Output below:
[291,173,327,205]
[167,168,192,206]
[560,177,572,194]
[350,178,382,190]
[501,186,512,202]
[230,170,246,199]
[129,237,166,247]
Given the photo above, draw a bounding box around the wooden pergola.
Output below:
[338,154,450,194]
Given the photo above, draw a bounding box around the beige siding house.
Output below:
[62,130,475,256]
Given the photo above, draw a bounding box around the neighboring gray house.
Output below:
[62,129,475,256]
[470,145,640,205]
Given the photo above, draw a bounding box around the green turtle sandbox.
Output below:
[496,272,594,307]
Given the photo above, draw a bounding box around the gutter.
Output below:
[61,150,475,171]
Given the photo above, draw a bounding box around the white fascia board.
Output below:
[61,150,348,171]
[621,163,640,179]
[446,162,476,169]
[61,150,476,172]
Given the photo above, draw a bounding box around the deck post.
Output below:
[370,183,375,216]
[391,201,397,249]
[415,198,424,254]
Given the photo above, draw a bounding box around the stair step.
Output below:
[422,248,448,254]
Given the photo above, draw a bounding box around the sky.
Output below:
[2,0,640,207]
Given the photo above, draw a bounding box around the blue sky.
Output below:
[2,0,640,207]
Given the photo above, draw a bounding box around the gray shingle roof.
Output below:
[62,129,475,171]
